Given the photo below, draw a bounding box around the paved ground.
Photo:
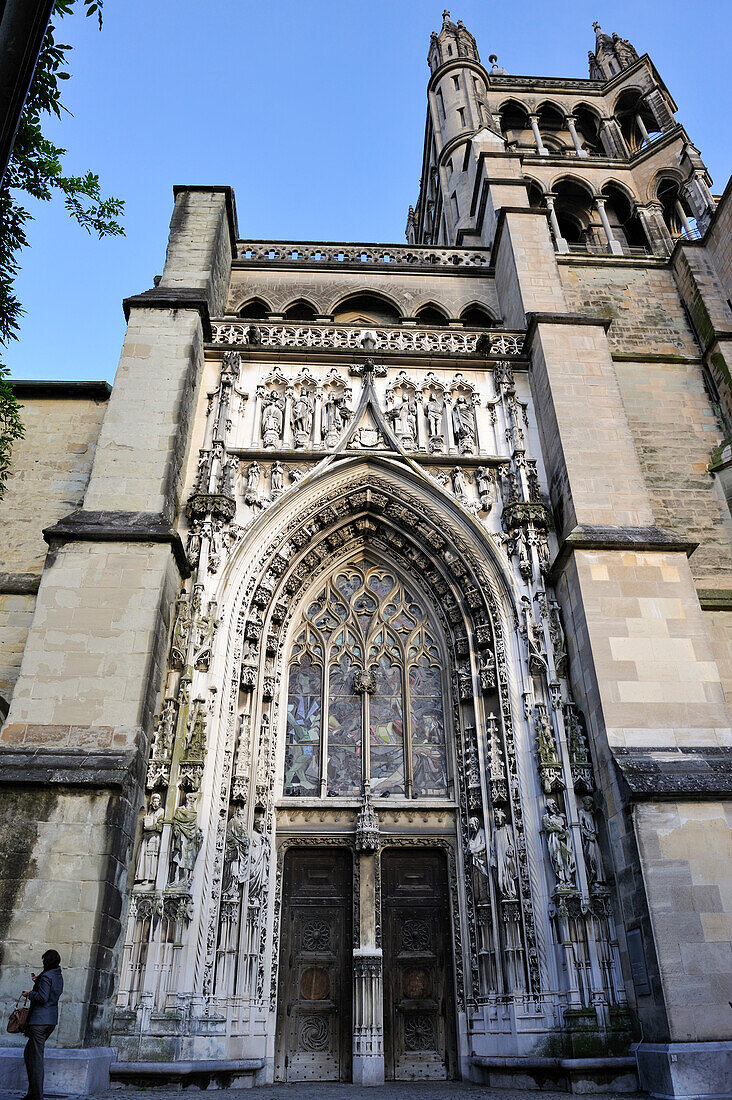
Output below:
[1,1086,643,1100]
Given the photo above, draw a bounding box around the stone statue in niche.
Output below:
[170,589,190,668]
[170,793,203,887]
[452,395,477,453]
[475,466,495,512]
[451,466,468,501]
[135,792,164,885]
[221,455,239,498]
[247,816,271,911]
[579,796,603,884]
[186,526,201,568]
[261,394,285,447]
[492,823,518,901]
[468,815,489,878]
[291,390,314,446]
[244,461,261,504]
[270,461,284,497]
[194,448,209,492]
[426,391,445,452]
[543,798,576,889]
[223,806,250,893]
[322,391,351,446]
[387,392,417,446]
[547,596,568,678]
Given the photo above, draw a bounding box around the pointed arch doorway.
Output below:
[273,551,461,1083]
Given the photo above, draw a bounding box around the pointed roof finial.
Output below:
[592,20,601,31]
[442,9,451,22]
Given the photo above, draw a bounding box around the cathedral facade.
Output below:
[1,15,732,1099]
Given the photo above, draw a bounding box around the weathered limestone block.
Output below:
[562,548,731,751]
[0,787,135,1049]
[82,309,204,520]
[528,319,655,536]
[160,186,235,315]
[4,542,179,736]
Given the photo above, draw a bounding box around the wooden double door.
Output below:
[276,846,456,1083]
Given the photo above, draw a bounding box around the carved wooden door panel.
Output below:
[275,848,352,1082]
[382,848,457,1080]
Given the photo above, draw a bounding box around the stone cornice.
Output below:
[523,312,613,351]
[0,571,41,595]
[697,588,732,611]
[9,380,111,400]
[550,524,697,578]
[0,747,139,788]
[122,287,212,341]
[613,745,732,800]
[43,509,191,578]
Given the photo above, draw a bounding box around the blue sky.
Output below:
[7,0,732,383]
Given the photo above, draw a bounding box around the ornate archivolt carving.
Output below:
[217,474,539,1007]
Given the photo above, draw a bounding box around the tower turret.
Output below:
[589,21,639,80]
[417,12,505,243]
[428,9,479,73]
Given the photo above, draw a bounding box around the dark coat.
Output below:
[27,967,63,1027]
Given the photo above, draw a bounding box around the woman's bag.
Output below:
[6,994,29,1034]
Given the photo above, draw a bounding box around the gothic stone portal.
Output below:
[275,847,457,1083]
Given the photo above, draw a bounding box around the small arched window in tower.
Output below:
[526,180,546,211]
[332,293,401,325]
[415,304,449,326]
[500,100,531,150]
[537,103,568,154]
[460,304,494,327]
[451,192,460,219]
[284,563,450,799]
[452,75,460,90]
[657,177,700,241]
[615,89,661,153]
[237,297,270,319]
[436,88,446,120]
[457,107,466,127]
[552,178,596,248]
[283,299,318,322]
[573,106,602,156]
[601,184,647,253]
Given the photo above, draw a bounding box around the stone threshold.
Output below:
[110,1059,264,1087]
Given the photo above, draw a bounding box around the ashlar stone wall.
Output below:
[0,391,108,709]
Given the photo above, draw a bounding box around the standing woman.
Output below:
[21,950,63,1100]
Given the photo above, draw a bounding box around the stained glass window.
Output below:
[283,561,450,799]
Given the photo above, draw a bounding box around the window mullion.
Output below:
[405,663,413,799]
[363,691,370,795]
[321,652,330,798]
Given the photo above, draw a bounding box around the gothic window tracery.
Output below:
[284,562,450,799]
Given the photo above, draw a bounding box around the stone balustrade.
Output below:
[210,322,524,357]
[235,240,489,268]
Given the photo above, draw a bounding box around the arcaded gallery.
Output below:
[1,14,732,1100]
